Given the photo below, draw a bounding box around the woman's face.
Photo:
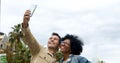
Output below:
[60,39,71,54]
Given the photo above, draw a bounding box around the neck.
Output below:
[48,47,58,54]
[63,53,70,61]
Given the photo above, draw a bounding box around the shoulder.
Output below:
[72,55,92,63]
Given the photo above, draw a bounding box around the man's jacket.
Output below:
[22,26,56,63]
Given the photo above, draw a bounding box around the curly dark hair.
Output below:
[62,34,84,55]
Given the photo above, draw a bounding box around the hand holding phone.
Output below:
[29,4,37,17]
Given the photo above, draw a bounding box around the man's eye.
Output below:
[54,38,58,40]
[54,38,57,40]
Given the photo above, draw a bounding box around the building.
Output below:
[0,32,9,53]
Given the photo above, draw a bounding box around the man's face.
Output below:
[47,35,59,49]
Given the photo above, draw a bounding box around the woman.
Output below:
[59,34,91,63]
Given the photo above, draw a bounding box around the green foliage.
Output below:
[54,50,63,62]
[0,54,7,63]
[98,60,105,63]
[6,24,31,63]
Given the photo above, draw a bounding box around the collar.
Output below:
[46,48,54,57]
[61,54,72,63]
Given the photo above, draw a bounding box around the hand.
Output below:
[23,10,31,28]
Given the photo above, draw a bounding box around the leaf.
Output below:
[54,51,63,61]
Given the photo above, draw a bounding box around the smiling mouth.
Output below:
[61,46,65,49]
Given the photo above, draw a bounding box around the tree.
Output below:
[98,60,105,63]
[6,24,31,63]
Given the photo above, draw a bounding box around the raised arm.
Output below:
[22,10,42,56]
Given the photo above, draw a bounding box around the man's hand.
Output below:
[22,10,31,28]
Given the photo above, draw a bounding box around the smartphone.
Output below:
[29,4,37,17]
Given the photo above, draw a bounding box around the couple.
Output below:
[22,10,91,63]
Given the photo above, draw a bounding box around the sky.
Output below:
[1,0,120,63]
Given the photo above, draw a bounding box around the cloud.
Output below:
[1,0,120,63]
[39,0,120,12]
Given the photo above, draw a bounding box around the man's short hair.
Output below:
[52,32,61,44]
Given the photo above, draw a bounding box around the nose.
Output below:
[50,38,55,42]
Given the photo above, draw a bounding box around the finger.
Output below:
[24,15,30,18]
[24,10,31,15]
[24,13,31,17]
[25,10,31,13]
[25,11,31,14]
[24,14,30,17]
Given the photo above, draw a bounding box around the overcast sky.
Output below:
[1,0,120,63]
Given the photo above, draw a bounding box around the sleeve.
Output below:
[21,24,43,56]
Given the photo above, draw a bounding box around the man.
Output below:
[22,10,61,63]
